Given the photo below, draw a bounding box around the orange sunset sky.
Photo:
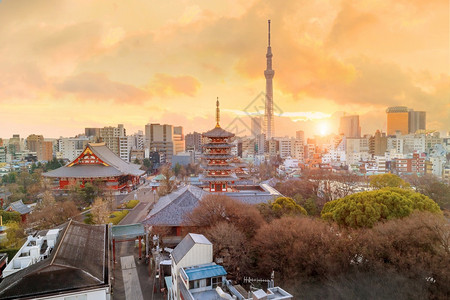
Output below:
[0,0,449,139]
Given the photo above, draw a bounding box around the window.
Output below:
[212,277,222,288]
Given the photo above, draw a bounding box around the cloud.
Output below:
[149,73,201,97]
[56,72,148,103]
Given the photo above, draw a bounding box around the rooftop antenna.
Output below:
[268,20,271,47]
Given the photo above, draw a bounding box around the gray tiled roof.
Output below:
[142,185,207,227]
[142,184,282,227]
[202,126,235,138]
[43,143,145,178]
[6,200,31,215]
[0,221,108,299]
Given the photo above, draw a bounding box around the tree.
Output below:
[0,222,26,249]
[133,158,141,165]
[142,158,153,174]
[205,222,250,280]
[158,165,176,196]
[27,191,78,229]
[369,173,410,189]
[259,197,307,221]
[321,188,441,228]
[185,194,265,238]
[405,174,450,210]
[173,163,182,177]
[252,216,353,280]
[90,197,111,224]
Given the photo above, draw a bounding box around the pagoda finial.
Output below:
[268,19,271,47]
[216,97,220,127]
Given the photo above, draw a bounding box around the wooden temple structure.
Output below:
[43,143,145,192]
[201,99,237,192]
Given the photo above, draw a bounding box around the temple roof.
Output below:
[0,221,108,299]
[142,185,207,227]
[43,143,145,178]
[202,126,235,138]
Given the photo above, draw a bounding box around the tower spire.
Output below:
[264,20,275,139]
[216,97,220,127]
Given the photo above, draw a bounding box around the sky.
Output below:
[0,0,449,139]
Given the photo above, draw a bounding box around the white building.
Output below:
[56,136,93,161]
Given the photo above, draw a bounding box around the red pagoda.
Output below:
[43,143,144,192]
[201,99,237,192]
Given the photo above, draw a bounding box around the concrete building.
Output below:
[168,233,292,300]
[278,138,292,159]
[291,138,304,161]
[369,130,387,156]
[256,133,266,155]
[25,134,44,153]
[0,147,7,163]
[251,117,263,137]
[408,110,426,134]
[172,151,194,167]
[386,106,409,135]
[339,115,361,138]
[296,130,304,142]
[145,123,185,162]
[56,136,93,161]
[185,131,203,152]
[84,127,100,138]
[99,124,126,157]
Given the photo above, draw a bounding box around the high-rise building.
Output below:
[339,115,361,138]
[99,124,126,157]
[251,117,263,138]
[256,133,266,155]
[145,123,184,162]
[26,134,44,152]
[56,136,93,161]
[185,132,202,152]
[296,130,304,142]
[8,134,22,155]
[369,130,387,156]
[264,20,275,139]
[408,110,426,134]
[85,128,100,138]
[386,106,409,135]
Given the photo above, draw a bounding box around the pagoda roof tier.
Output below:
[202,143,233,148]
[203,165,233,170]
[43,143,145,178]
[202,154,234,159]
[202,126,235,138]
[199,175,238,182]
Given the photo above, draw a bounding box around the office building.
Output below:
[408,110,426,134]
[386,106,409,135]
[339,115,361,138]
[145,123,184,162]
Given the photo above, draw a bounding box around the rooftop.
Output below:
[0,220,109,299]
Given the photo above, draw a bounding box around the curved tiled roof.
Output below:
[142,185,208,227]
[43,143,145,178]
[202,126,235,138]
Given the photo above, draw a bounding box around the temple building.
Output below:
[200,99,238,192]
[43,142,144,192]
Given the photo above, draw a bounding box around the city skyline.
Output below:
[0,0,449,138]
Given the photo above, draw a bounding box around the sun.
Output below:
[318,121,329,136]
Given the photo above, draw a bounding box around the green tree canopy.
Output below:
[370,174,410,189]
[321,188,441,228]
[259,196,307,221]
